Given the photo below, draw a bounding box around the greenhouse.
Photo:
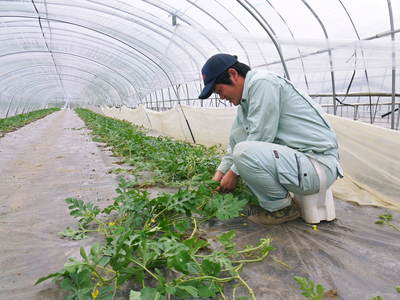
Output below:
[0,1,399,300]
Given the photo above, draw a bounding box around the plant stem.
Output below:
[233,250,270,263]
[188,217,198,239]
[111,278,118,300]
[177,275,235,284]
[237,238,271,254]
[129,258,160,281]
[217,285,228,300]
[271,255,291,269]
[236,274,256,300]
[96,264,117,274]
[232,284,238,300]
[85,264,107,284]
[389,223,400,232]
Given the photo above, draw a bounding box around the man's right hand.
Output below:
[212,170,238,193]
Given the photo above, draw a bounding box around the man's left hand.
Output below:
[218,170,239,192]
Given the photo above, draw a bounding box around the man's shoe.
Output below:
[246,202,300,225]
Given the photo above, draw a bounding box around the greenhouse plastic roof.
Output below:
[0,0,399,112]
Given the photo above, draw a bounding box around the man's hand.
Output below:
[217,170,239,193]
[212,170,225,182]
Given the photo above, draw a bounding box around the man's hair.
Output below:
[214,61,251,85]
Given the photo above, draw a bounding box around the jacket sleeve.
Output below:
[217,115,240,174]
[217,144,234,173]
[246,79,280,142]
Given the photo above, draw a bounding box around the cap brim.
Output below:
[198,80,215,99]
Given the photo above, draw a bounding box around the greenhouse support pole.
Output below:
[148,93,152,110]
[168,87,173,109]
[172,84,196,144]
[21,100,28,114]
[154,91,159,112]
[387,0,396,130]
[180,104,196,144]
[185,84,190,106]
[161,89,166,111]
[142,105,153,129]
[5,96,14,118]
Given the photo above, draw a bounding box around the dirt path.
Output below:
[0,109,120,300]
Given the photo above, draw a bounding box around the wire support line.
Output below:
[257,28,400,69]
[31,0,68,103]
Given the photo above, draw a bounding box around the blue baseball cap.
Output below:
[198,53,238,99]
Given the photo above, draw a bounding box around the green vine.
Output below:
[36,109,269,300]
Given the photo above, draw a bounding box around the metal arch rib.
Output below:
[214,0,267,64]
[236,0,291,80]
[1,73,115,101]
[31,0,207,88]
[8,75,115,107]
[184,0,250,64]
[337,0,374,124]
[5,80,111,110]
[265,0,310,91]
[140,0,223,54]
[300,0,337,115]
[31,0,67,99]
[85,0,207,59]
[0,25,157,95]
[41,0,203,83]
[0,49,142,105]
[0,64,127,103]
[0,14,186,99]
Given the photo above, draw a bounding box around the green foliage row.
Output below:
[36,108,270,299]
[74,108,221,185]
[74,108,255,201]
[0,108,60,134]
[34,109,399,299]
[39,179,272,300]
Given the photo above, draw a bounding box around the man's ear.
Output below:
[227,68,239,82]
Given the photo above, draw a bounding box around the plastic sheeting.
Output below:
[0,110,119,300]
[100,105,400,212]
[0,1,399,121]
[207,199,400,300]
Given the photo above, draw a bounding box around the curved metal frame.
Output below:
[0,27,160,93]
[300,0,337,115]
[0,15,183,91]
[236,0,291,79]
[0,0,397,123]
[0,64,125,101]
[0,50,140,102]
[264,0,310,91]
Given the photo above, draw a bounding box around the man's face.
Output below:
[213,69,244,106]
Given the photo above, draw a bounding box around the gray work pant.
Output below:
[231,130,338,212]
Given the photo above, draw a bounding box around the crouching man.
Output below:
[199,53,343,225]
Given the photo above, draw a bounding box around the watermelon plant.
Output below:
[37,109,270,299]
